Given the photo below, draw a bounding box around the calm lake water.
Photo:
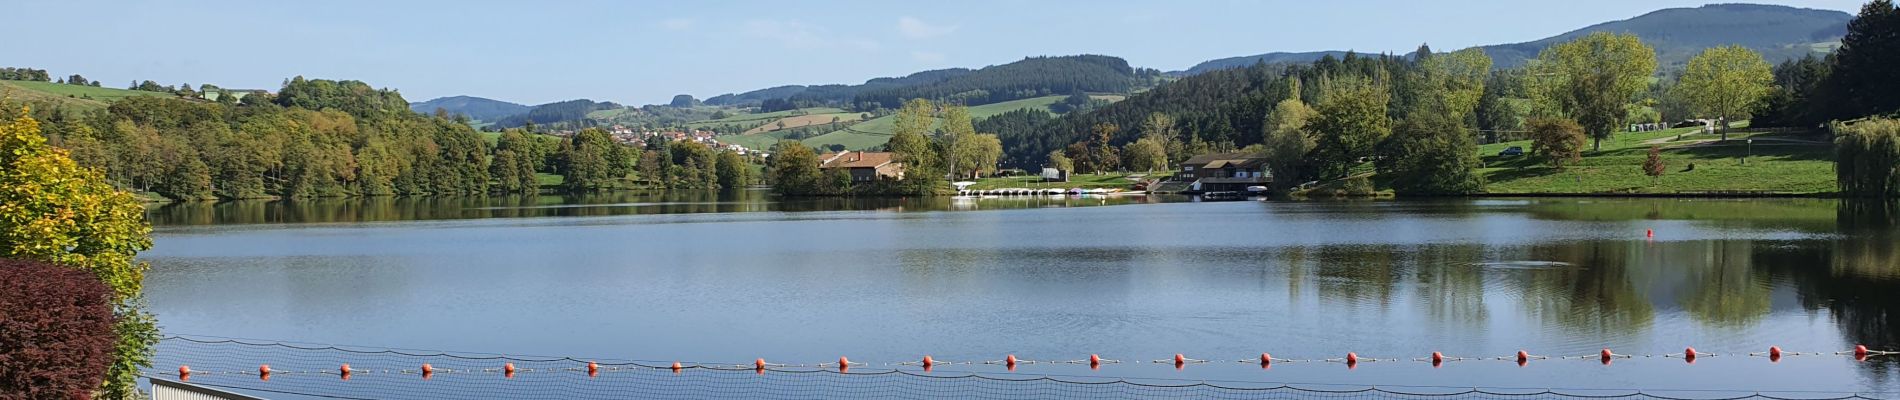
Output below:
[139,193,1900,394]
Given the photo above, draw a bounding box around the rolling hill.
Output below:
[409,95,529,122]
[1180,3,1851,74]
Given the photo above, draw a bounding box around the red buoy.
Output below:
[755,358,767,374]
[1174,353,1186,369]
[1005,354,1017,370]
[921,355,934,371]
[259,365,271,381]
[1600,349,1614,365]
[422,363,434,380]
[671,362,682,374]
[838,356,851,373]
[1856,345,1871,361]
[1431,351,1444,367]
[1259,353,1272,369]
[503,363,515,378]
[340,364,352,381]
[1647,229,1654,238]
[1346,352,1359,369]
[1516,351,1530,366]
[178,365,190,381]
[1769,346,1782,362]
[1684,347,1699,363]
[1089,354,1102,370]
[588,361,599,377]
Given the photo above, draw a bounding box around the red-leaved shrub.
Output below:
[0,258,117,400]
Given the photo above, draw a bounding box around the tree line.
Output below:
[14,77,756,201]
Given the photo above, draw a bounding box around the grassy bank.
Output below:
[1476,123,1837,195]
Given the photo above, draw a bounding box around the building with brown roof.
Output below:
[1175,152,1270,193]
[819,151,905,182]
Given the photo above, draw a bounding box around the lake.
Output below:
[139,194,1900,396]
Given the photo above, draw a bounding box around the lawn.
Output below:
[1477,122,1836,195]
[966,173,1144,190]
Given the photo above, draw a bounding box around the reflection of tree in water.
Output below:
[1513,242,1655,337]
[1676,240,1772,328]
[1409,243,1490,328]
[1312,244,1402,309]
[146,192,1169,225]
[1757,201,1900,385]
[1831,201,1899,384]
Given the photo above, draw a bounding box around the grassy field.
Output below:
[1476,122,1837,195]
[803,96,1071,151]
[684,107,847,129]
[1,80,175,110]
[966,173,1144,190]
[1,80,171,102]
[739,112,864,134]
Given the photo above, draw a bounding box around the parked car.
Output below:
[1499,146,1524,156]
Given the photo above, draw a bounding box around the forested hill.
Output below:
[409,95,528,122]
[491,99,621,128]
[705,55,1154,110]
[1179,51,1352,76]
[704,68,974,107]
[1180,3,1850,75]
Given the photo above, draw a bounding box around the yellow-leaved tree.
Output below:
[0,105,157,399]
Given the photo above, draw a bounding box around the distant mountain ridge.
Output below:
[1179,3,1851,75]
[408,95,529,122]
[705,55,1145,109]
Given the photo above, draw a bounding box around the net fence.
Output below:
[146,336,1894,400]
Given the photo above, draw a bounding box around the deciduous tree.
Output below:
[1529,32,1657,151]
[1675,45,1773,140]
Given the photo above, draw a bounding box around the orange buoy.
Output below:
[1005,354,1017,370]
[259,364,271,381]
[754,358,766,374]
[1856,345,1871,361]
[1600,349,1614,364]
[1259,353,1272,369]
[503,362,515,379]
[1516,351,1530,366]
[1769,346,1782,362]
[1684,347,1698,363]
[340,364,352,380]
[1431,351,1444,367]
[671,361,682,374]
[588,361,599,377]
[178,365,190,381]
[838,356,851,373]
[1345,352,1359,369]
[921,355,934,370]
[1174,353,1186,369]
[1089,354,1102,369]
[422,363,434,380]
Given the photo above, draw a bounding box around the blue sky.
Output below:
[1,0,1864,106]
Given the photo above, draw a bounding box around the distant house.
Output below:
[1175,152,1270,193]
[1040,167,1068,182]
[819,151,905,182]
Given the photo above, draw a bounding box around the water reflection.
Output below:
[139,198,1900,390]
[145,191,1179,226]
